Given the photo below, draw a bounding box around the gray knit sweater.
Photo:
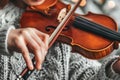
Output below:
[0,2,120,80]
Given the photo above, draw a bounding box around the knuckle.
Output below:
[31,28,37,31]
[35,48,40,52]
[14,36,21,42]
[42,34,49,39]
[19,29,28,35]
[27,28,34,31]
[14,33,24,43]
[34,47,41,54]
[45,34,49,38]
[14,35,19,40]
[27,28,37,32]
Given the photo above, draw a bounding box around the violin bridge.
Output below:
[57,8,67,22]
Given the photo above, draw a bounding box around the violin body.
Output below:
[20,0,118,59]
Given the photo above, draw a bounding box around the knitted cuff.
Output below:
[98,55,120,80]
[108,58,120,79]
[0,25,15,56]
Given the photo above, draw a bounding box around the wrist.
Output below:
[104,56,120,79]
[112,58,120,74]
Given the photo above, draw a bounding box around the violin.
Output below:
[19,0,119,79]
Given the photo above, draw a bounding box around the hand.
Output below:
[112,58,120,74]
[72,0,86,6]
[80,0,86,6]
[7,28,49,70]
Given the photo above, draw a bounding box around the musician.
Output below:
[0,0,120,80]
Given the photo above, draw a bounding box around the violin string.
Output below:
[75,16,120,37]
[74,18,120,41]
[74,18,120,39]
[76,18,120,40]
[74,20,120,41]
[76,16,120,36]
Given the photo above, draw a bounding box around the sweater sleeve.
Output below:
[0,25,15,56]
[88,55,120,80]
[94,55,120,80]
[0,2,23,55]
[69,53,120,80]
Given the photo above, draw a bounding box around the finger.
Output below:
[33,29,49,49]
[24,33,43,70]
[14,36,34,70]
[31,34,47,59]
[34,50,42,70]
[29,29,46,51]
[80,0,86,6]
[30,29,48,57]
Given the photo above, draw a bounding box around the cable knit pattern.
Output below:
[0,2,120,80]
[27,43,71,80]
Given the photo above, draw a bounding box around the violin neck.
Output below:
[73,16,120,42]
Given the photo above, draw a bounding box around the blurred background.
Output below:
[62,0,120,28]
[62,0,120,60]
